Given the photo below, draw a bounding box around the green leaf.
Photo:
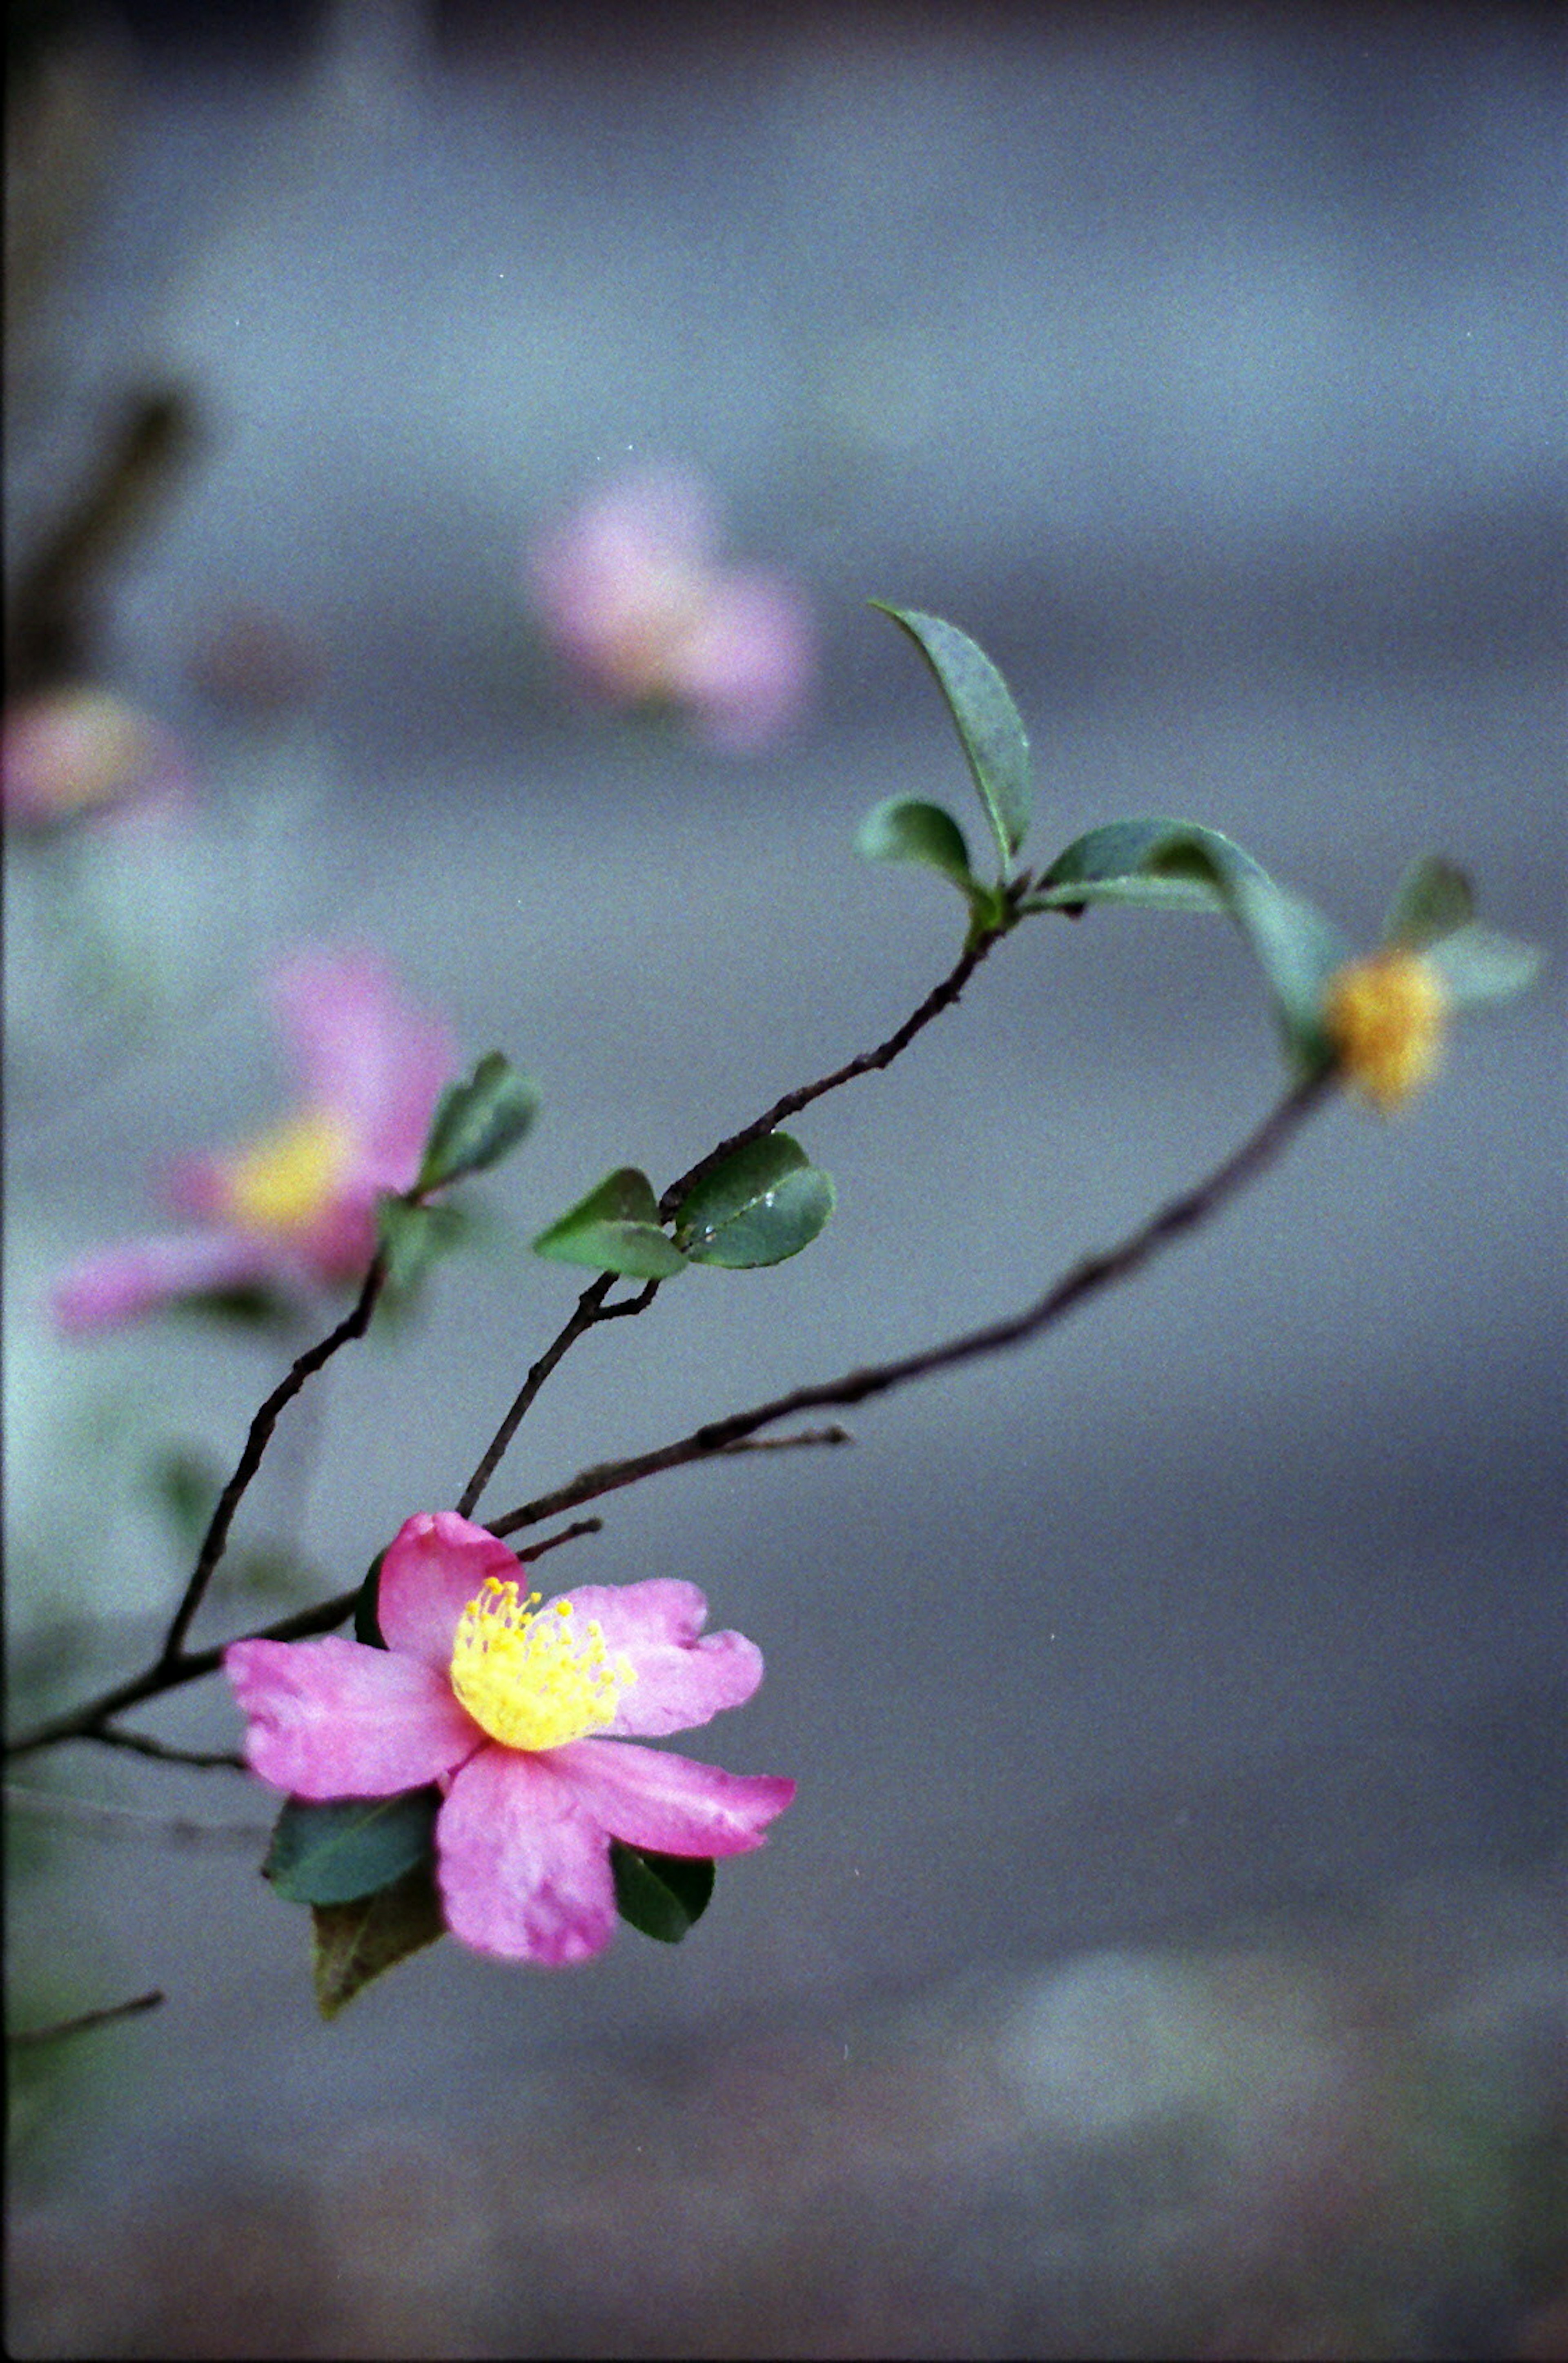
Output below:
[531,1167,688,1280]
[143,1444,221,1553]
[673,1134,836,1268]
[415,1051,541,1193]
[873,604,1032,875]
[609,1841,715,1943]
[312,1857,446,2019]
[1383,858,1474,950]
[1033,818,1268,915]
[353,1550,388,1647]
[855,796,977,890]
[375,1195,473,1294]
[263,1788,440,1906]
[1428,924,1544,1009]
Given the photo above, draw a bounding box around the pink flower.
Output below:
[527,467,814,751]
[52,949,458,1335]
[226,1511,795,1966]
[2,687,192,830]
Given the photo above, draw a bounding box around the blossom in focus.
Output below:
[527,468,814,751]
[226,1511,795,1966]
[1322,949,1448,1112]
[52,949,458,1334]
[1,687,191,829]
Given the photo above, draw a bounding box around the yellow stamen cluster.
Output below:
[224,1111,355,1234]
[449,1578,635,1753]
[1323,949,1448,1112]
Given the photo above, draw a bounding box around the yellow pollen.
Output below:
[448,1578,635,1753]
[1323,949,1448,1112]
[223,1110,355,1234]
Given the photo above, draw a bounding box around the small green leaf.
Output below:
[531,1167,688,1280]
[873,604,1032,875]
[416,1052,541,1193]
[143,1445,222,1553]
[1034,818,1268,914]
[264,1788,439,1906]
[353,1550,388,1647]
[609,1842,715,1943]
[375,1195,474,1294]
[1428,924,1544,1009]
[1383,858,1474,950]
[674,1135,836,1269]
[312,1857,446,2019]
[855,797,977,889]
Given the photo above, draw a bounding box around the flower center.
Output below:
[1323,950,1448,1111]
[448,1578,635,1753]
[224,1110,355,1234]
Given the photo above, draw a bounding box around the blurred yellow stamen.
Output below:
[224,1111,354,1233]
[449,1579,635,1753]
[1323,949,1448,1111]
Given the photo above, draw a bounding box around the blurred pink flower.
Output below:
[2,687,192,830]
[528,468,814,750]
[227,1510,795,1966]
[52,949,458,1334]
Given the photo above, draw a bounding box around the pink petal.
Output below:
[51,1231,284,1336]
[267,949,456,1171]
[557,1580,765,1738]
[225,1635,480,1797]
[550,1736,795,1858]
[674,571,814,751]
[436,1746,617,1965]
[376,1512,528,1669]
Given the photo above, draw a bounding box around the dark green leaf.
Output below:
[143,1445,222,1553]
[264,1788,439,1906]
[854,796,977,890]
[609,1841,715,1943]
[312,1857,446,2019]
[415,1052,541,1193]
[531,1167,688,1279]
[1034,818,1269,914]
[674,1134,836,1268]
[353,1551,388,1647]
[873,604,1032,874]
[1382,858,1474,950]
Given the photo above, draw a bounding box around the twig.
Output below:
[82,1730,246,1770]
[718,1425,853,1456]
[655,929,1002,1221]
[5,1784,269,1845]
[158,1251,388,1664]
[457,930,1004,1519]
[7,1991,164,2048]
[523,1516,605,1561]
[489,1068,1333,1541]
[455,1274,652,1519]
[2,1070,1332,1759]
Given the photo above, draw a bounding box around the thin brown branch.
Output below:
[5,1784,270,1845]
[523,1516,605,1561]
[82,1730,246,1770]
[7,1990,164,2047]
[159,1252,388,1664]
[718,1425,853,1456]
[456,1274,655,1518]
[458,930,1004,1520]
[656,928,1002,1221]
[4,1069,1332,1759]
[490,1068,1333,1541]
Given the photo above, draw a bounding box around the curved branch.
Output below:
[490,1069,1333,1539]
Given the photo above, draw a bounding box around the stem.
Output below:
[490,1069,1332,1540]
[656,928,1002,1220]
[4,1069,1332,1759]
[455,1275,654,1519]
[158,1253,387,1664]
[7,1991,164,2048]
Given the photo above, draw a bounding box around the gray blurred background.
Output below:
[6,3,1565,2355]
